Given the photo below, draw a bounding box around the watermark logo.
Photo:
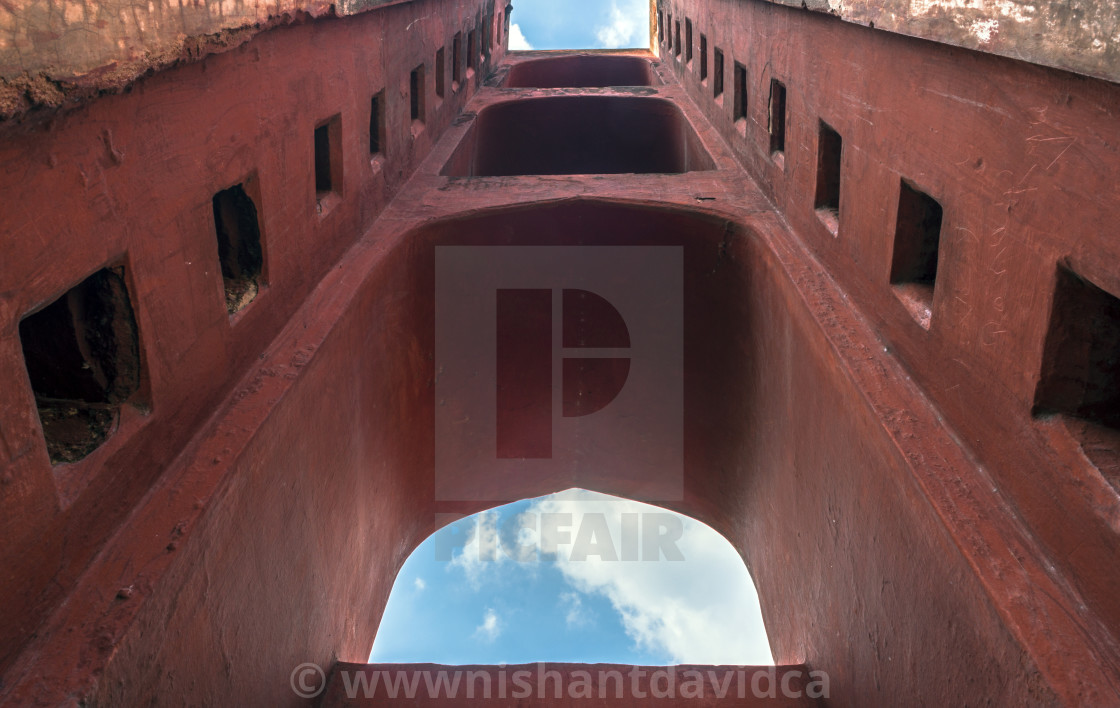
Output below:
[289,662,326,699]
[290,663,830,700]
[433,508,685,563]
[435,246,683,502]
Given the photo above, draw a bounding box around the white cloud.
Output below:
[525,490,773,665]
[413,577,426,592]
[474,608,502,642]
[448,510,506,588]
[595,0,647,49]
[508,23,533,50]
[559,591,590,628]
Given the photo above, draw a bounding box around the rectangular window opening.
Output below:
[890,179,944,328]
[314,115,342,201]
[467,29,478,72]
[666,14,672,48]
[658,12,664,43]
[19,266,142,464]
[435,48,446,99]
[212,180,264,314]
[700,35,708,81]
[713,47,724,98]
[814,120,842,233]
[483,16,492,57]
[733,61,748,130]
[369,91,385,156]
[674,21,681,57]
[768,78,786,155]
[685,20,693,64]
[410,63,426,124]
[1035,265,1120,437]
[453,32,463,86]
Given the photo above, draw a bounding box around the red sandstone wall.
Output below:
[71,195,1105,705]
[0,0,503,687]
[3,5,1118,704]
[659,0,1120,688]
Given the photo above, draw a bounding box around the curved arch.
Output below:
[356,197,775,668]
[370,488,774,666]
[505,54,657,88]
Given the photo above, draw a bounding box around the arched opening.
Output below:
[505,55,656,88]
[370,489,773,666]
[507,0,649,51]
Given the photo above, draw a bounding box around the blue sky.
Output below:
[369,490,773,666]
[508,0,650,50]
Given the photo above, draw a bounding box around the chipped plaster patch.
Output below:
[971,17,999,41]
[911,0,1036,23]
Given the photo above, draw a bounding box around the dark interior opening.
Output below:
[814,120,842,228]
[700,35,708,81]
[674,21,681,56]
[713,47,724,98]
[768,79,786,154]
[733,61,748,126]
[370,91,385,155]
[314,123,332,193]
[658,12,663,43]
[453,32,463,85]
[1035,266,1120,430]
[891,180,943,285]
[506,56,654,88]
[441,96,715,177]
[212,182,264,314]
[890,179,943,327]
[410,64,425,123]
[19,267,142,464]
[685,19,693,63]
[467,29,477,71]
[435,48,445,98]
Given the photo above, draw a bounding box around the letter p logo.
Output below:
[496,288,632,459]
[436,246,683,503]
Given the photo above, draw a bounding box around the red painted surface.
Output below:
[0,3,1117,707]
[659,3,1120,699]
[0,0,503,699]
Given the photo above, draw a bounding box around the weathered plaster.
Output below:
[0,0,413,120]
[760,0,1120,83]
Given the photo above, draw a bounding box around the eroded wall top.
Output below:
[787,0,1119,83]
[0,0,412,118]
[1,0,1117,119]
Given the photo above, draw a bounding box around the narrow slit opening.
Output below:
[700,35,708,82]
[733,61,748,133]
[453,32,463,87]
[435,48,446,99]
[685,19,693,64]
[768,79,786,155]
[369,91,385,157]
[410,63,426,126]
[713,47,724,99]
